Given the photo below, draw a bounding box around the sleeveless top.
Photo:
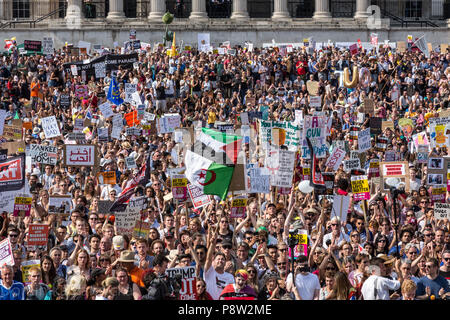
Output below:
[116,283,134,300]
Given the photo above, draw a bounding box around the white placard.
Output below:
[0,109,6,136]
[331,195,351,223]
[0,238,14,267]
[42,37,54,55]
[343,159,361,172]
[358,128,371,152]
[434,202,450,220]
[65,145,95,166]
[126,156,137,169]
[325,147,346,171]
[29,144,58,165]
[41,116,61,139]
[99,102,114,119]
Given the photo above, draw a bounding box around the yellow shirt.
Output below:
[208,111,216,124]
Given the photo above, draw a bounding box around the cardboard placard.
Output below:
[380,161,410,192]
[63,145,98,167]
[27,224,49,246]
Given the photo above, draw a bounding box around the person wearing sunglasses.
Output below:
[322,216,350,251]
[416,257,450,300]
[439,250,450,286]
[286,255,320,300]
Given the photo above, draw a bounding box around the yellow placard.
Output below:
[14,197,32,205]
[232,198,248,207]
[351,178,369,193]
[172,177,187,188]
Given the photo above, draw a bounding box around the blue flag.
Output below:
[107,76,123,105]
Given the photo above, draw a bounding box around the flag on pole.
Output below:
[107,76,124,105]
[413,35,429,58]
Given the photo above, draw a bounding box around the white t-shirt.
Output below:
[361,275,400,300]
[203,266,235,300]
[286,272,321,300]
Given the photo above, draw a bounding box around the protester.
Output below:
[0,39,448,301]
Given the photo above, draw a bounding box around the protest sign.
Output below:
[230,196,248,218]
[344,159,361,172]
[331,195,351,223]
[64,145,97,167]
[266,148,295,188]
[166,266,196,300]
[325,147,346,171]
[429,122,450,149]
[98,200,114,214]
[98,171,116,184]
[158,114,181,134]
[380,161,410,192]
[99,102,114,119]
[60,94,71,108]
[0,238,14,266]
[321,172,335,195]
[21,260,40,285]
[172,174,188,200]
[187,184,211,209]
[24,40,42,51]
[431,185,446,204]
[124,83,137,103]
[97,127,109,142]
[351,175,370,201]
[0,109,6,135]
[300,116,327,158]
[260,120,301,153]
[363,99,375,115]
[29,144,57,165]
[369,117,382,135]
[124,110,140,126]
[289,229,308,259]
[126,156,137,169]
[133,220,151,239]
[368,159,380,178]
[115,206,141,238]
[75,85,89,98]
[48,195,73,214]
[358,128,371,152]
[13,196,32,216]
[375,136,388,152]
[434,203,450,220]
[126,127,142,136]
[0,155,25,192]
[41,116,61,139]
[417,145,429,164]
[309,95,321,108]
[3,124,22,140]
[27,224,49,246]
[0,149,6,161]
[42,37,54,55]
[247,167,270,194]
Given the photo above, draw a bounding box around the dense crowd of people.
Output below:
[0,39,449,300]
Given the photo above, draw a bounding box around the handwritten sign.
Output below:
[29,144,57,165]
[434,202,450,220]
[41,116,61,139]
[325,147,346,171]
[0,238,14,266]
[358,128,371,152]
[64,145,97,166]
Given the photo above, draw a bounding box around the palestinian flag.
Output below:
[198,127,242,164]
[185,129,242,200]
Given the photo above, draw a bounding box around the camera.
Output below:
[287,231,299,248]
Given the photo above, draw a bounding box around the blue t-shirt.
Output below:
[0,280,25,300]
[416,275,450,298]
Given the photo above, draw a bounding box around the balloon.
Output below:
[298,180,314,194]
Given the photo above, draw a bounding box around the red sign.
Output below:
[27,224,49,246]
[0,155,25,192]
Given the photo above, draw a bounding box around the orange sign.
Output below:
[124,110,140,126]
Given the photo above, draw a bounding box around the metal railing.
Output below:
[0,1,66,28]
[380,7,439,27]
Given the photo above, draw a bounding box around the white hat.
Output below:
[112,235,125,251]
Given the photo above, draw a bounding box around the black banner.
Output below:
[63,53,138,80]
[24,40,42,52]
[0,154,25,192]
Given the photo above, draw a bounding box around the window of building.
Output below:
[405,0,422,18]
[13,0,30,19]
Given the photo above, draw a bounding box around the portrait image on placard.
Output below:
[428,157,443,170]
[428,174,443,185]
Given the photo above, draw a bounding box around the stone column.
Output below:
[230,0,249,19]
[272,0,290,20]
[354,0,370,19]
[65,0,84,23]
[190,0,208,20]
[313,0,331,19]
[148,0,165,21]
[107,0,125,19]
